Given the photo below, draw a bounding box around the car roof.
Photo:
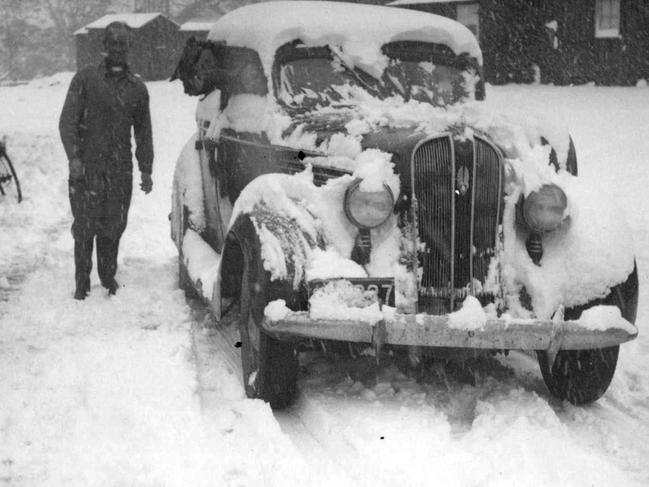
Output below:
[208,1,482,77]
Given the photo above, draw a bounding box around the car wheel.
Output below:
[237,222,298,410]
[537,345,619,405]
[537,264,638,405]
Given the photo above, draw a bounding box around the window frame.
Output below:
[595,0,621,39]
[456,2,480,40]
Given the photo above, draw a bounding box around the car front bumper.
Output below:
[262,308,638,351]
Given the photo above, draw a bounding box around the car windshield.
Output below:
[275,42,479,110]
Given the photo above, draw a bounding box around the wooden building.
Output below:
[388,0,649,86]
[178,20,219,42]
[175,1,223,43]
[75,13,180,81]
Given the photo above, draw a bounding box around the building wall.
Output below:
[546,0,649,85]
[393,0,649,85]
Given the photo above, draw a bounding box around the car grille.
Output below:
[412,134,504,313]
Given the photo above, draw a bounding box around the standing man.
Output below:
[59,21,153,300]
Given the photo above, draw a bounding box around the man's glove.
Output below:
[140,173,153,194]
[69,157,84,181]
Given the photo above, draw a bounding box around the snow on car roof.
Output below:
[208,1,482,75]
[180,20,219,32]
[388,0,476,5]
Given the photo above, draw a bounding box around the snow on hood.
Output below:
[208,2,482,77]
[201,86,573,221]
[204,85,571,173]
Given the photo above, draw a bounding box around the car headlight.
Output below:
[344,179,394,229]
[523,184,567,233]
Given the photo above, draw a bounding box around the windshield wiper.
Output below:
[329,46,382,97]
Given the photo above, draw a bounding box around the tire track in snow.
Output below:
[194,309,649,487]
[190,309,355,486]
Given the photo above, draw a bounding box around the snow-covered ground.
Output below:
[1,74,648,486]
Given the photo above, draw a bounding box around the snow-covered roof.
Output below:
[83,13,172,30]
[208,1,482,74]
[388,0,475,4]
[180,20,219,32]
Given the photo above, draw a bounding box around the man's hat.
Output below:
[103,21,131,53]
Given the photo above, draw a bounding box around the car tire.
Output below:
[537,264,638,405]
[237,220,298,410]
[537,345,619,406]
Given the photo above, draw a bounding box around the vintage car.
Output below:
[170,1,638,409]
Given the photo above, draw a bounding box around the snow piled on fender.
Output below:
[173,133,205,232]
[182,229,220,300]
[501,169,635,319]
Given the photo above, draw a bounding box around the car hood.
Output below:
[287,109,472,194]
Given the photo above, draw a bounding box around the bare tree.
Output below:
[41,0,112,67]
[0,0,38,80]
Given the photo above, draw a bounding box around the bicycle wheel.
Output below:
[0,153,22,203]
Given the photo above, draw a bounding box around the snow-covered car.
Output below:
[170,1,638,409]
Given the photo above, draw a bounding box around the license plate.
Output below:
[309,278,395,307]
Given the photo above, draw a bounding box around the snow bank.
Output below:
[0,77,320,487]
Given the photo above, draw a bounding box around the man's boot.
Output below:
[74,276,90,300]
[102,278,119,295]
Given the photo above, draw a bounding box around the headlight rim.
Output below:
[343,179,395,230]
[522,183,568,233]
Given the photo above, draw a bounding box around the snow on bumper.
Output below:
[262,305,638,351]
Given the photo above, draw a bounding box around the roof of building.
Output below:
[75,13,178,35]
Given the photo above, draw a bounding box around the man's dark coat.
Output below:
[59,61,153,240]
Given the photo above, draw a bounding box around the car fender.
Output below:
[171,132,206,249]
[214,199,327,319]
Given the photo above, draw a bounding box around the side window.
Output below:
[595,0,620,38]
[456,3,479,39]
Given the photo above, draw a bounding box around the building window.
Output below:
[595,0,620,38]
[456,3,480,39]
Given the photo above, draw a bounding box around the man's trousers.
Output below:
[69,169,132,290]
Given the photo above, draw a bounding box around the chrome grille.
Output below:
[412,135,503,313]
